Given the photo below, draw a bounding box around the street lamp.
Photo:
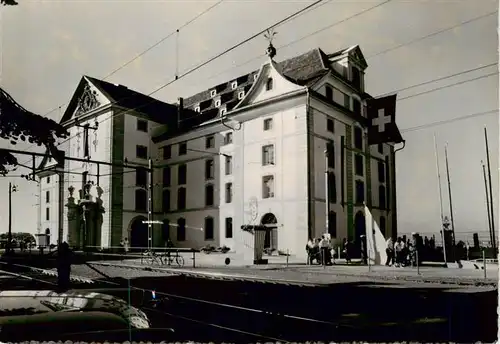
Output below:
[6,182,18,255]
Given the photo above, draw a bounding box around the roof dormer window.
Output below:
[231,81,238,90]
[266,78,273,91]
[238,91,245,100]
[210,90,217,97]
[220,108,227,116]
[253,74,258,81]
[194,106,201,113]
[215,99,221,108]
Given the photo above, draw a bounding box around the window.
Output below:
[178,164,187,185]
[194,106,201,113]
[163,167,171,187]
[262,175,275,198]
[136,145,148,159]
[205,135,215,149]
[162,189,170,212]
[177,187,186,210]
[215,99,221,107]
[163,145,171,160]
[179,142,187,155]
[378,161,385,183]
[210,90,216,97]
[220,108,227,116]
[231,81,238,90]
[327,118,334,133]
[254,74,258,81]
[47,177,50,183]
[355,180,365,204]
[379,185,386,209]
[262,145,275,166]
[45,208,50,221]
[328,172,337,203]
[344,93,350,109]
[353,99,361,115]
[135,189,147,212]
[225,156,232,175]
[354,154,364,176]
[379,216,386,236]
[45,191,50,203]
[136,168,147,187]
[328,211,337,238]
[378,143,384,154]
[205,159,214,180]
[177,218,186,241]
[204,217,214,240]
[326,141,335,169]
[263,118,273,131]
[352,67,362,90]
[205,184,214,206]
[325,85,333,100]
[225,217,233,238]
[137,119,148,132]
[238,91,245,100]
[225,183,233,203]
[266,78,273,91]
[162,219,170,241]
[224,132,233,145]
[353,127,363,149]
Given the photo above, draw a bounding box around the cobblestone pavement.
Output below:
[84,259,498,287]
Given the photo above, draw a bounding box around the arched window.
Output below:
[162,219,170,241]
[177,187,186,210]
[205,184,214,206]
[266,78,273,91]
[353,126,363,150]
[204,217,214,240]
[328,172,337,203]
[328,211,337,237]
[379,216,386,237]
[162,189,170,212]
[379,185,386,209]
[177,218,186,241]
[135,189,147,212]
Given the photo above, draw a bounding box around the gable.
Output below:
[60,77,112,124]
[345,46,368,70]
[234,60,303,110]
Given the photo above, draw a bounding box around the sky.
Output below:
[0,0,498,244]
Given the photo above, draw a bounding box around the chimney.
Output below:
[177,97,183,127]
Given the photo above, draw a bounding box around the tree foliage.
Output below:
[1,0,18,5]
[0,87,69,175]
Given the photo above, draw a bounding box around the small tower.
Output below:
[264,28,277,60]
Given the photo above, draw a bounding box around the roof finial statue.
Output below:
[264,28,277,60]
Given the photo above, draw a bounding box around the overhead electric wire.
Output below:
[203,9,497,83]
[9,2,496,171]
[15,0,226,164]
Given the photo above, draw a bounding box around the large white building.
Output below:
[36,44,403,259]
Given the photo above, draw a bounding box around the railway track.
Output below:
[0,260,496,342]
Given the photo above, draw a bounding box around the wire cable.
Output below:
[15,0,226,164]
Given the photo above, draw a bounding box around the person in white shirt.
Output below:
[394,237,405,267]
[319,235,331,265]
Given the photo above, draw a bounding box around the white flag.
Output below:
[364,205,388,265]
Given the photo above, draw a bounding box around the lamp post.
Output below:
[7,182,18,255]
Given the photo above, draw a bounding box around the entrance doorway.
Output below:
[260,213,278,250]
[130,217,148,249]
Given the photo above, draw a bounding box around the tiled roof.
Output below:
[86,77,180,124]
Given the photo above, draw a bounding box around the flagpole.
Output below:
[433,135,447,265]
[484,127,496,253]
[481,161,493,246]
[444,144,457,259]
[433,134,445,225]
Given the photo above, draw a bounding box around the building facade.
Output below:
[36,45,403,259]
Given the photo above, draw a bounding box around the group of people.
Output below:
[306,235,334,265]
[385,234,423,267]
